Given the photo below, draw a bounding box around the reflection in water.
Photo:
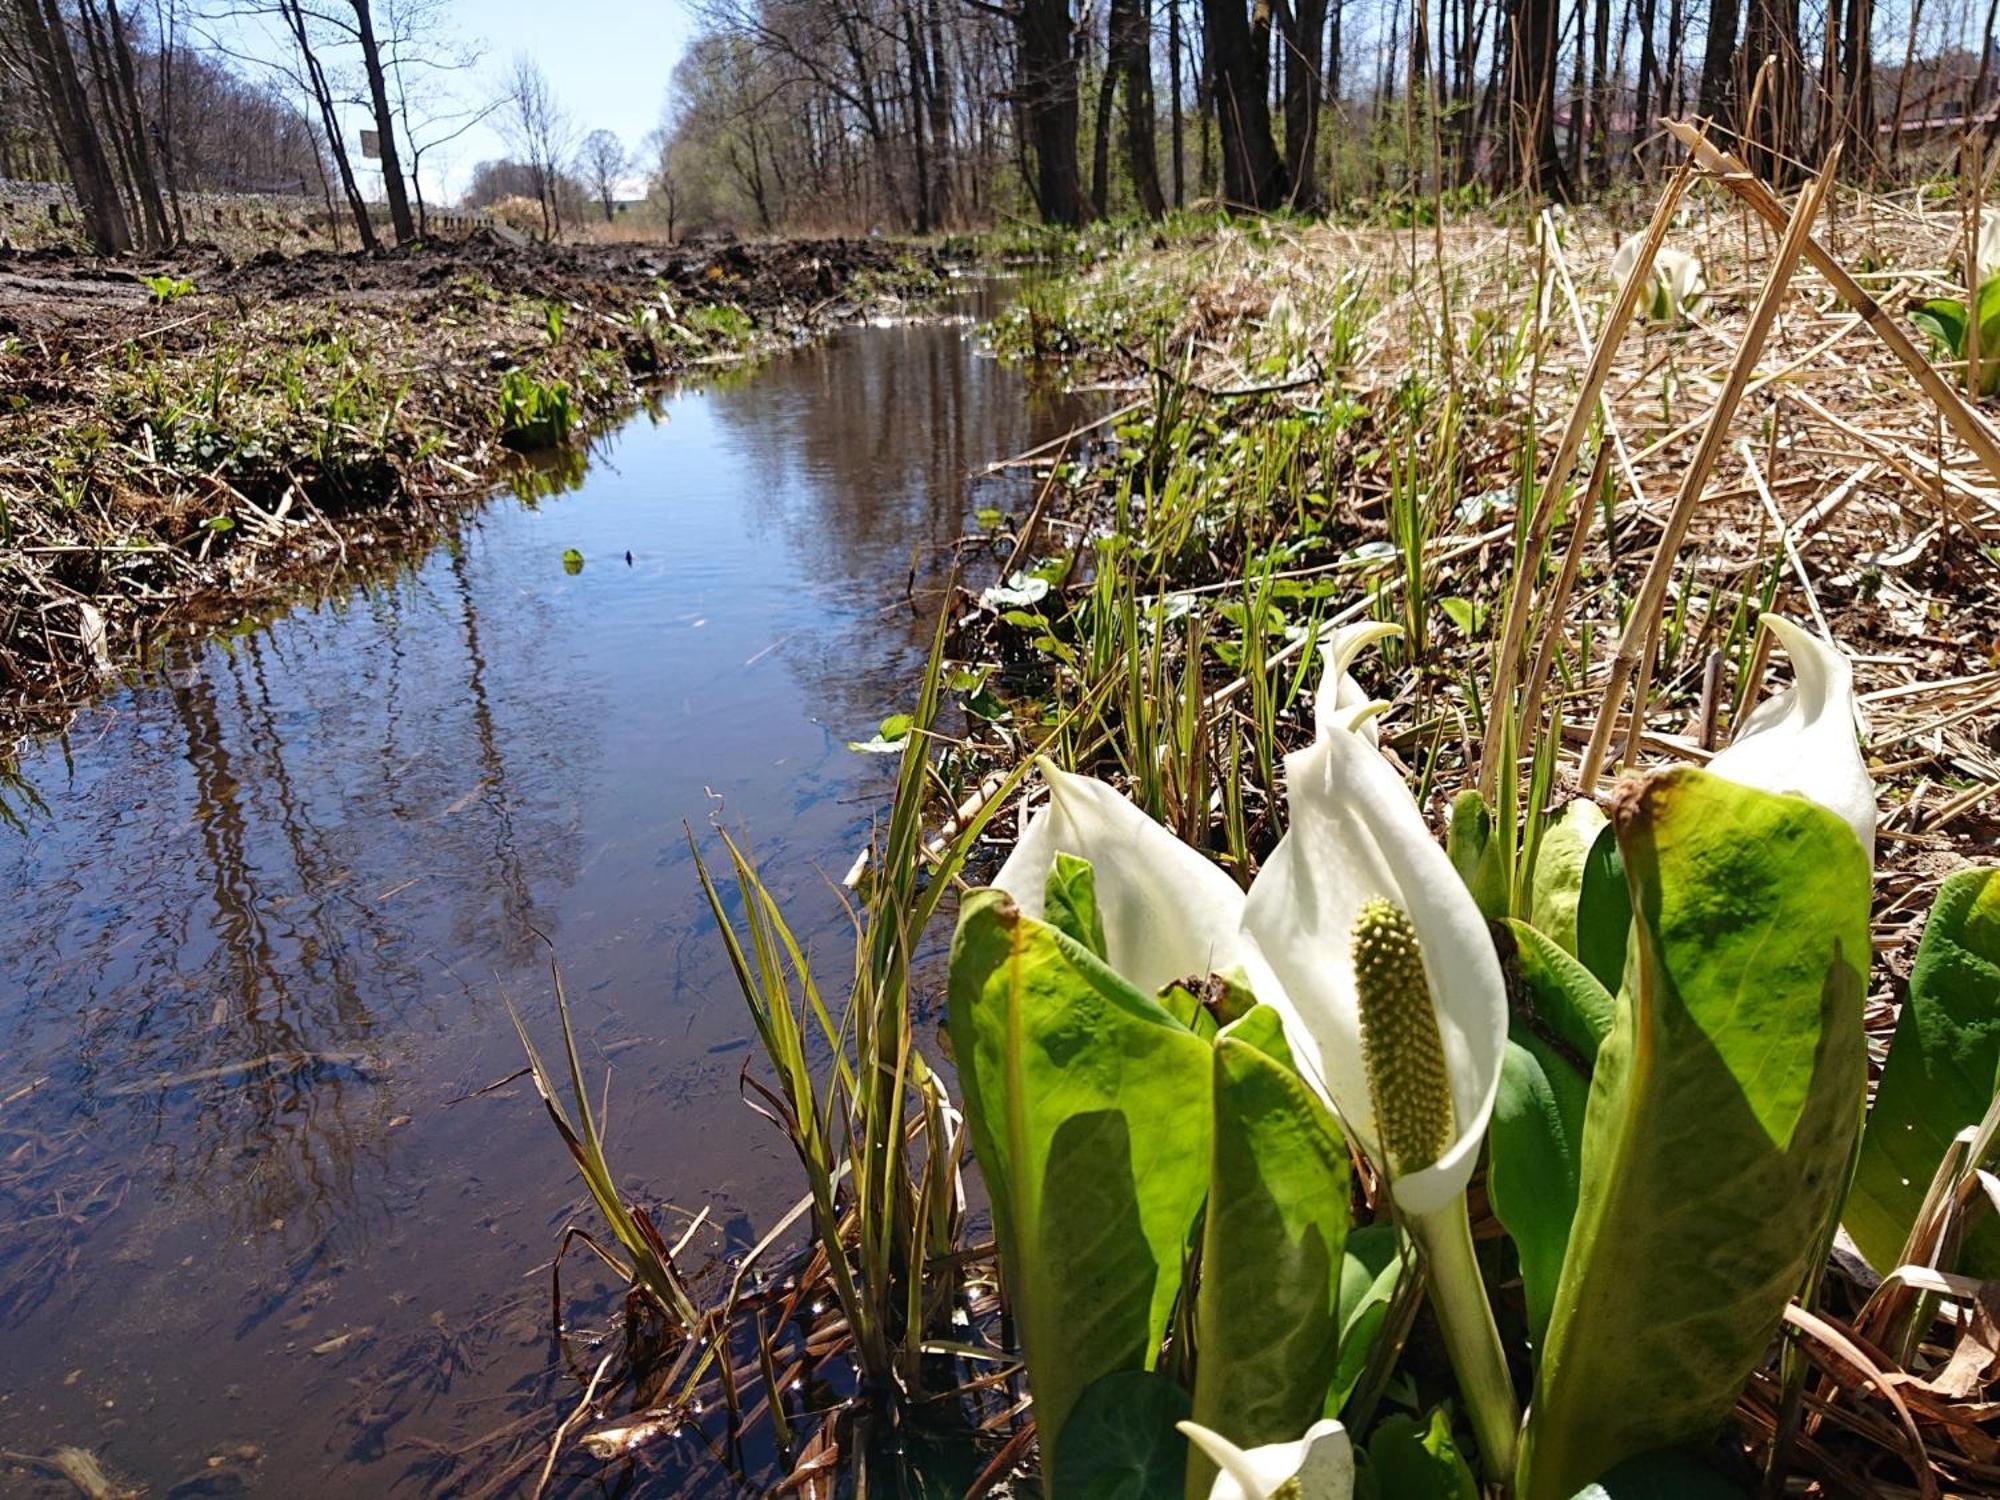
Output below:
[0,287,1089,1495]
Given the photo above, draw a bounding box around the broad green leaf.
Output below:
[1572,1448,1749,1497]
[1505,918,1616,1066]
[1356,1409,1478,1500]
[1573,822,1630,996]
[1447,788,1508,921]
[1911,298,1968,357]
[1530,800,1609,957]
[1329,1223,1408,1416]
[1847,867,2000,1273]
[1188,1009,1350,1498]
[1052,1369,1191,1500]
[1048,851,1111,959]
[1516,768,1869,1500]
[1489,1030,1589,1349]
[947,890,1215,1455]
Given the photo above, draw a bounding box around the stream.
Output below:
[0,283,1090,1496]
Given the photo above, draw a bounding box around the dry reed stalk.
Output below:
[1579,151,1839,793]
[1663,117,2000,486]
[1478,161,1698,797]
[1516,440,1615,758]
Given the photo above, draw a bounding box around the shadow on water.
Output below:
[0,281,1092,1496]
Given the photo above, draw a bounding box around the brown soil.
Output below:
[0,232,948,743]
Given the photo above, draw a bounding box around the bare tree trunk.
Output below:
[1840,0,1874,167]
[350,0,415,242]
[1280,0,1330,206]
[1017,0,1087,223]
[1589,0,1610,182]
[1506,0,1565,192]
[1632,0,1656,165]
[1115,0,1168,213]
[1169,0,1187,204]
[1091,28,1117,213]
[280,0,377,248]
[79,0,168,246]
[1203,0,1288,204]
[1743,0,1801,180]
[1886,0,1924,168]
[104,0,172,243]
[1697,0,1740,130]
[14,0,133,253]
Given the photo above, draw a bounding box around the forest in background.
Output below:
[3,0,1999,250]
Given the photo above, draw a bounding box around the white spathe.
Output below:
[1968,207,2000,287]
[992,762,1251,997]
[1238,706,1509,1217]
[1707,614,1876,866]
[1178,1419,1354,1500]
[1315,620,1403,746]
[1611,231,1708,320]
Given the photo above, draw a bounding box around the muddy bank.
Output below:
[0,232,949,740]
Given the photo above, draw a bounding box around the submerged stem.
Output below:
[1409,1196,1521,1486]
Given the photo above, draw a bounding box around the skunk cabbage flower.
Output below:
[1314,620,1402,746]
[1707,614,1875,866]
[1968,207,2000,287]
[995,683,1517,1479]
[1238,704,1517,1477]
[1611,232,1707,322]
[1239,708,1507,1218]
[1178,1418,1353,1500]
[992,762,1250,996]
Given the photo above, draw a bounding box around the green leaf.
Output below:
[1571,1448,1749,1497]
[1530,800,1609,957]
[1847,867,2000,1273]
[1912,297,1969,358]
[1329,1223,1407,1417]
[1439,596,1480,634]
[1505,918,1616,1066]
[1447,789,1508,922]
[1573,821,1630,996]
[561,547,584,573]
[1188,1008,1351,1497]
[1516,769,1870,1500]
[947,891,1214,1455]
[1047,852,1111,960]
[1489,1030,1589,1348]
[1051,1369,1191,1500]
[1357,1409,1478,1500]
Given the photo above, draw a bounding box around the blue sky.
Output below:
[206,0,693,203]
[438,0,692,196]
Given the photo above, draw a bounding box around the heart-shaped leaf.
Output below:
[1053,1369,1192,1500]
[1846,867,2000,1273]
[1188,1007,1351,1496]
[1516,769,1870,1500]
[1489,1030,1589,1349]
[947,890,1214,1455]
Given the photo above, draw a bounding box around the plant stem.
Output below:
[1411,1195,1520,1485]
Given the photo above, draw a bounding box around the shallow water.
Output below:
[0,286,1089,1496]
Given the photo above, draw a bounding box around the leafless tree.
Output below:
[502,55,574,241]
[578,127,628,221]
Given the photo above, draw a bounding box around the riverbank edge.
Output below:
[0,234,954,748]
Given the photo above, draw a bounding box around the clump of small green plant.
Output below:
[142,273,196,305]
[496,369,575,450]
[685,301,754,347]
[1910,273,2000,394]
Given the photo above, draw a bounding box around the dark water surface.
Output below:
[0,287,1087,1496]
